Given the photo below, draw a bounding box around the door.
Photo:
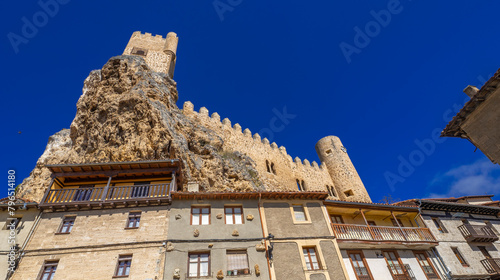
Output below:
[383,251,409,280]
[347,250,373,280]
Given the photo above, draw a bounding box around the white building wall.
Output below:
[341,249,441,280]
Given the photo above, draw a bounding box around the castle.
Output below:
[4,31,500,280]
[122,31,372,204]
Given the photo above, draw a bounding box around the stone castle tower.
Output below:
[316,136,371,202]
[122,31,179,78]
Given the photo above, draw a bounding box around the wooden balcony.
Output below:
[458,224,499,243]
[481,258,500,278]
[40,183,173,208]
[331,223,437,244]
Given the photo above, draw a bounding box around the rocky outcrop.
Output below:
[17,56,262,201]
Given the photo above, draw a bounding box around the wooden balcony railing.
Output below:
[331,223,436,243]
[481,258,500,275]
[41,183,172,206]
[458,224,499,243]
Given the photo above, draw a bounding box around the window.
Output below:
[188,252,210,277]
[383,251,406,279]
[226,250,250,275]
[114,255,132,277]
[296,180,306,191]
[330,215,344,224]
[451,247,468,267]
[347,250,373,280]
[131,47,147,56]
[303,247,321,270]
[327,186,337,197]
[270,162,276,174]
[431,218,447,233]
[292,204,307,222]
[131,181,150,198]
[344,190,354,197]
[4,217,22,230]
[478,246,492,259]
[58,216,75,234]
[192,206,210,225]
[414,251,439,279]
[38,260,58,280]
[225,206,243,224]
[390,218,403,227]
[126,212,141,229]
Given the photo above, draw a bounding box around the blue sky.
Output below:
[2,0,499,202]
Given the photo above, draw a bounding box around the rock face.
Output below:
[17,54,372,203]
[17,56,261,201]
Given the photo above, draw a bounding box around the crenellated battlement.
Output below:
[130,31,167,42]
[181,101,337,195]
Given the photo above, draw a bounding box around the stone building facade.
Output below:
[10,161,180,280]
[325,200,443,280]
[0,198,39,280]
[397,196,500,279]
[442,69,500,164]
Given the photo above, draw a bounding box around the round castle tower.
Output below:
[315,136,372,203]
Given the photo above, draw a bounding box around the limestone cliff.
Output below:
[17,56,262,201]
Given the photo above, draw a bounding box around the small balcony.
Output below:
[39,160,181,209]
[481,258,500,278]
[331,223,437,243]
[458,224,499,243]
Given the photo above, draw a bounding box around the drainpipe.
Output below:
[417,199,452,280]
[258,193,273,280]
[431,248,452,280]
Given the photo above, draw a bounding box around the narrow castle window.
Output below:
[344,190,354,197]
[271,162,276,175]
[131,47,148,56]
[296,179,306,191]
[327,186,337,197]
[301,180,306,191]
[296,179,302,191]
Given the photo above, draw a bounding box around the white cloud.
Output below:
[428,159,500,198]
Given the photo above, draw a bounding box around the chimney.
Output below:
[463,85,479,98]
[164,32,179,79]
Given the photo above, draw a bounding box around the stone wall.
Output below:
[182,102,353,199]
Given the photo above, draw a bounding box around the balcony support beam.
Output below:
[101,176,113,201]
[391,211,408,241]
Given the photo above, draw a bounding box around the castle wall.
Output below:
[182,102,339,197]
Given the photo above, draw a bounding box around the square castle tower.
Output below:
[122,31,178,78]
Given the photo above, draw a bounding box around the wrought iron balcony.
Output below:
[481,258,500,277]
[331,223,436,243]
[458,224,499,243]
[40,183,173,208]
